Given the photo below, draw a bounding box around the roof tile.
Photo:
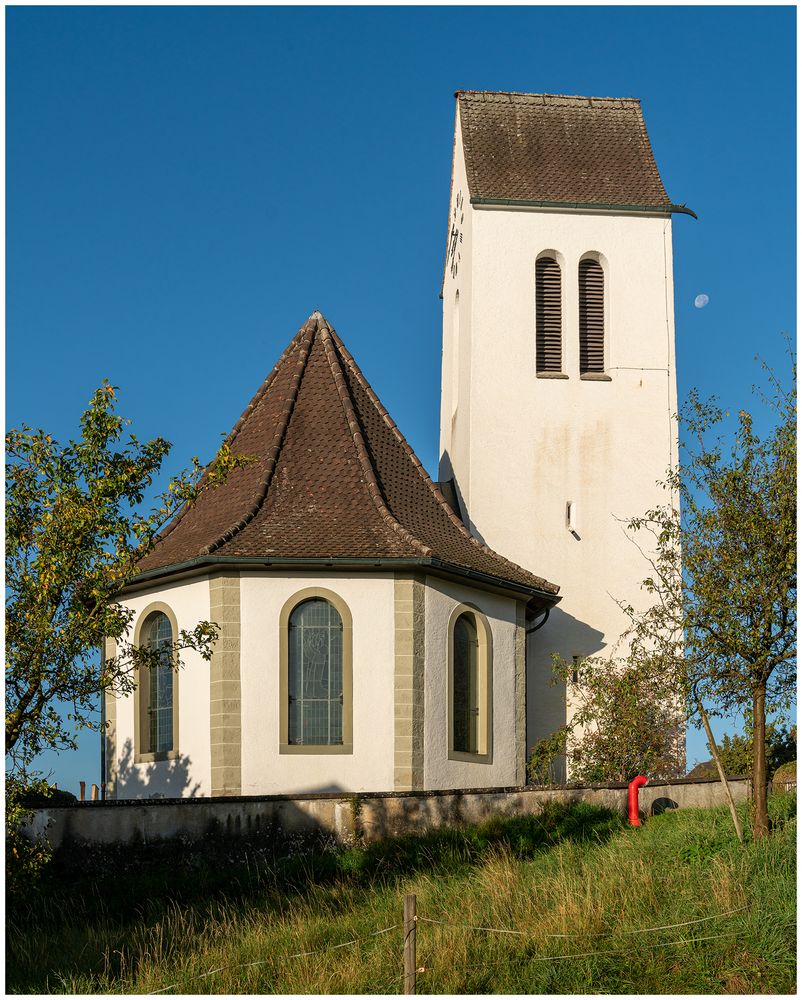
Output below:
[138,312,558,599]
[457,90,672,209]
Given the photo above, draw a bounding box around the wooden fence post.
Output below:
[404,893,417,994]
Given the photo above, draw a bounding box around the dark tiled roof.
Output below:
[138,313,559,600]
[457,90,672,209]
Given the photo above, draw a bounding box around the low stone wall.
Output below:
[24,777,750,851]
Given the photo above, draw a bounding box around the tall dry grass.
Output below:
[7,796,796,994]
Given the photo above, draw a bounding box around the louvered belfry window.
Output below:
[535,256,562,373]
[579,259,605,374]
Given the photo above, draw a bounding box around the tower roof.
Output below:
[136,312,559,604]
[457,90,678,212]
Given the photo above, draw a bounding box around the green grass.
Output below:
[6,795,796,994]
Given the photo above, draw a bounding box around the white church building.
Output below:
[104,90,685,799]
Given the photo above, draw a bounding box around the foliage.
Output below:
[772,760,796,784]
[5,775,53,898]
[526,726,567,784]
[6,798,795,994]
[715,723,796,778]
[5,380,250,783]
[604,346,796,837]
[542,651,686,784]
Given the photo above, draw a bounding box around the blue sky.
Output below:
[7,6,796,793]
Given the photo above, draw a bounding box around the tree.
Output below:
[5,381,247,782]
[621,348,796,839]
[529,651,685,785]
[536,348,795,840]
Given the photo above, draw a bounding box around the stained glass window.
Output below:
[453,612,479,754]
[288,598,343,745]
[141,611,173,754]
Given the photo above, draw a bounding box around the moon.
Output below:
[694,294,709,309]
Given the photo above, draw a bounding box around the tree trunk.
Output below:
[752,683,769,840]
[697,700,744,845]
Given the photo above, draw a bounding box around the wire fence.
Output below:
[145,897,778,995]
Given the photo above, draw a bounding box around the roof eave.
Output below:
[122,554,560,606]
[471,197,697,219]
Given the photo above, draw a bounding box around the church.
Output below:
[104,90,685,799]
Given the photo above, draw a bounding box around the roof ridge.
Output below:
[328,326,550,586]
[199,316,317,556]
[151,318,315,551]
[457,90,641,106]
[318,316,432,558]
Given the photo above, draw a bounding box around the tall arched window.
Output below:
[536,256,562,373]
[449,605,493,762]
[134,605,179,761]
[453,613,479,753]
[579,258,605,374]
[288,597,344,746]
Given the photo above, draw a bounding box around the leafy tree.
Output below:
[557,653,685,784]
[714,723,796,778]
[539,348,795,840]
[618,349,796,839]
[6,381,248,782]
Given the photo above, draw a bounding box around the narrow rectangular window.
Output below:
[579,259,605,373]
[536,257,562,373]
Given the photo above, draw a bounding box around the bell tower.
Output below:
[439,91,689,770]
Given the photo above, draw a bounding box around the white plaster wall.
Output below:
[113,577,212,798]
[239,571,396,795]
[443,203,679,758]
[423,575,519,790]
[439,108,475,525]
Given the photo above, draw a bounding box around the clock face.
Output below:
[449,190,464,278]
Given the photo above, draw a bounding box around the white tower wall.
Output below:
[440,146,679,768]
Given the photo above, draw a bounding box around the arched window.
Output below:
[579,258,605,374]
[134,604,179,761]
[536,256,562,373]
[280,589,353,753]
[288,599,343,745]
[449,606,493,762]
[453,613,479,753]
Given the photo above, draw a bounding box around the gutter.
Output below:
[122,554,560,608]
[471,197,698,219]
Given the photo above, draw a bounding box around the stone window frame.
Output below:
[133,601,180,764]
[278,587,354,755]
[447,602,494,764]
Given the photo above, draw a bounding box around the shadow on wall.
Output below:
[526,609,606,784]
[438,451,487,544]
[113,738,201,799]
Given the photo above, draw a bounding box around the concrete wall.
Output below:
[439,116,680,765]
[25,778,749,851]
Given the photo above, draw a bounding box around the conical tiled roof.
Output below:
[137,312,559,603]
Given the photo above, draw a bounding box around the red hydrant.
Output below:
[628,775,648,826]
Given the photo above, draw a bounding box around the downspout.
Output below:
[526,607,550,634]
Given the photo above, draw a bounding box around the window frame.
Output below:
[447,603,493,764]
[133,602,180,764]
[279,588,354,755]
[578,251,612,381]
[535,250,568,379]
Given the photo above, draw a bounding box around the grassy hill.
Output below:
[7,794,796,994]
